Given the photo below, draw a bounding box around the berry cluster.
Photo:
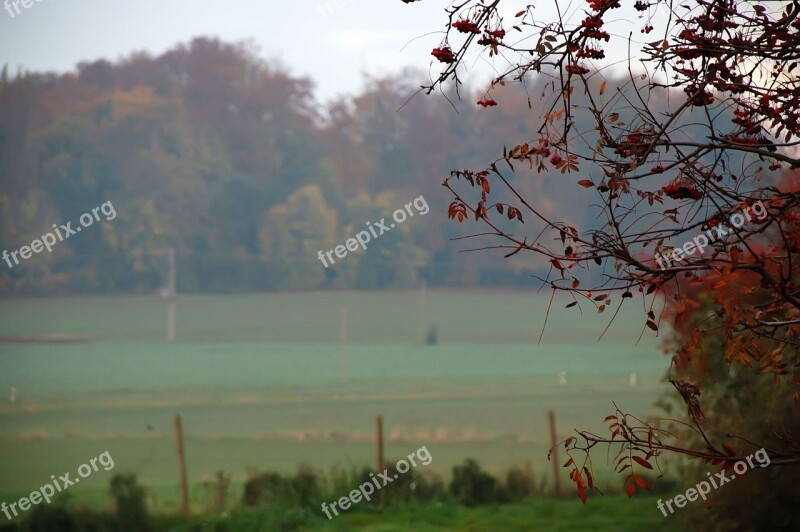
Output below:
[453,19,479,34]
[477,28,505,47]
[684,86,715,107]
[581,15,603,29]
[565,64,590,75]
[732,108,760,135]
[587,0,620,10]
[662,181,704,200]
[431,47,455,63]
[576,47,605,59]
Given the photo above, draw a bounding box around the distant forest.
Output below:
[0,37,698,294]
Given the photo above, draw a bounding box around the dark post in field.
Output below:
[548,410,561,495]
[376,415,384,504]
[174,414,190,519]
[165,247,176,342]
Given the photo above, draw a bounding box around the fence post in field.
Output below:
[548,410,561,495]
[174,414,190,519]
[339,306,347,383]
[376,415,384,504]
[165,247,176,342]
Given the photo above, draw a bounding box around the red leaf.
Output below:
[577,485,587,504]
[578,179,594,188]
[632,456,653,470]
[722,444,737,457]
[583,467,594,489]
[626,482,636,497]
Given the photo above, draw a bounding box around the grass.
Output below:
[0,291,676,530]
[145,497,681,531]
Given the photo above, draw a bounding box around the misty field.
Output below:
[0,290,672,513]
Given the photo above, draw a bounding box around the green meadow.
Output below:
[0,290,675,523]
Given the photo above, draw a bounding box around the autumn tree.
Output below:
[403,0,800,500]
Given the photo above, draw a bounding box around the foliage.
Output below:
[449,458,499,506]
[0,38,555,294]
[407,0,800,500]
[657,266,800,530]
[242,464,323,510]
[109,473,149,530]
[200,470,232,513]
[502,464,539,503]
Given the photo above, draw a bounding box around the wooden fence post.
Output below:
[376,415,384,505]
[174,414,190,519]
[548,410,561,496]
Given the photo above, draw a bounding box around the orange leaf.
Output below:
[578,179,594,188]
[577,485,587,504]
[599,80,607,95]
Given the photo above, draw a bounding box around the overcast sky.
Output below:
[0,1,660,102]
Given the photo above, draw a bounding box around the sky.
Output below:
[0,0,663,102]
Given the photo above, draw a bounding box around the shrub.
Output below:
[201,470,231,513]
[109,473,149,530]
[242,465,322,511]
[21,501,77,532]
[449,459,498,506]
[503,465,537,502]
[242,472,292,507]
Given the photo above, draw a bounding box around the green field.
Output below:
[0,291,675,526]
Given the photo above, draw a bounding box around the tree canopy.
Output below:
[406,0,800,500]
